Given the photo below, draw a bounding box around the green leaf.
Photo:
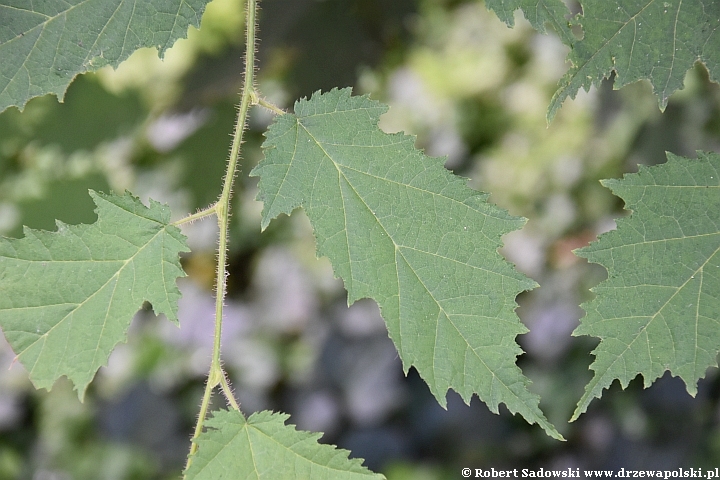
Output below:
[0,0,211,113]
[573,152,720,420]
[548,0,720,121]
[251,88,562,440]
[185,409,383,480]
[484,0,575,46]
[0,190,189,399]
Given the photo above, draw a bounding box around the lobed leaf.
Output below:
[549,0,720,121]
[0,0,211,113]
[251,88,562,440]
[573,152,720,420]
[0,191,189,399]
[484,0,575,46]
[184,410,383,479]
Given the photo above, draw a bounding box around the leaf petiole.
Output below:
[255,96,285,115]
[172,203,218,226]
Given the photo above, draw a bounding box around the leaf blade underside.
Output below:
[184,410,383,480]
[484,0,576,46]
[0,0,211,113]
[549,0,720,120]
[0,190,189,399]
[573,152,720,420]
[251,88,562,440]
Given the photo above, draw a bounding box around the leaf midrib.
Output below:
[247,422,375,476]
[296,119,511,219]
[586,231,720,253]
[299,122,547,425]
[1,0,123,48]
[581,242,720,405]
[557,0,660,98]
[21,225,167,364]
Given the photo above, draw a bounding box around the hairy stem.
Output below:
[184,375,214,470]
[183,0,258,473]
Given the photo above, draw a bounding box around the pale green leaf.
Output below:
[251,88,562,440]
[0,0,211,113]
[484,0,575,46]
[184,409,383,480]
[549,0,720,120]
[0,190,189,399]
[573,152,720,420]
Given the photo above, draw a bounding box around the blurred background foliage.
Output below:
[2,0,720,478]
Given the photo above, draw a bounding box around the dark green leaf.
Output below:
[0,0,210,112]
[0,191,189,399]
[251,88,562,439]
[185,409,383,480]
[485,0,575,46]
[549,0,720,120]
[574,152,720,419]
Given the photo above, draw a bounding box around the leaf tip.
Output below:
[75,383,90,403]
[684,378,699,398]
[571,388,600,422]
[546,92,564,123]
